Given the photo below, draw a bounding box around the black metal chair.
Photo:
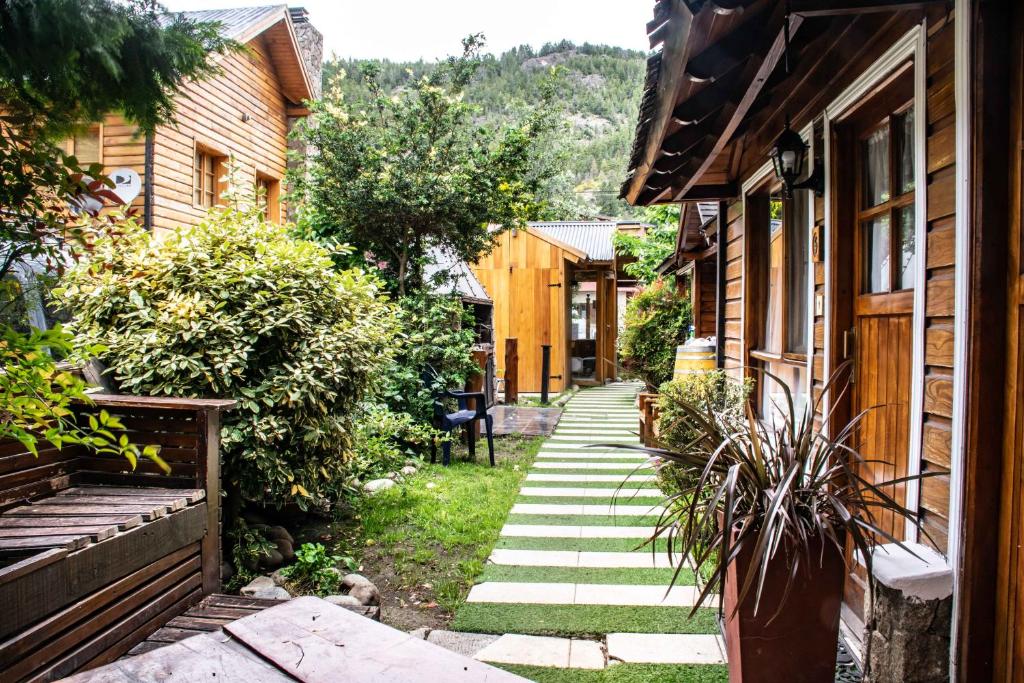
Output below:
[422,368,495,467]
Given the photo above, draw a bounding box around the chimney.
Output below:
[287,6,322,100]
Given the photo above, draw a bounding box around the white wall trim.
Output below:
[803,124,817,411]
[949,1,972,677]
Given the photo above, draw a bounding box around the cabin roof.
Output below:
[425,250,492,305]
[165,5,315,105]
[527,221,650,262]
[621,0,929,207]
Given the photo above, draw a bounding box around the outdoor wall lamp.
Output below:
[770,117,824,198]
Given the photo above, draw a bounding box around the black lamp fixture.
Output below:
[769,2,824,198]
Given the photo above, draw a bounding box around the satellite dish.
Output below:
[110,168,142,205]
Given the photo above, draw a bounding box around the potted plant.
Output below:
[622,366,931,683]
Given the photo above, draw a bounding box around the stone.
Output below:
[386,471,398,480]
[266,526,294,545]
[240,576,290,600]
[270,568,289,586]
[409,628,430,640]
[474,634,572,668]
[274,538,294,562]
[324,595,364,607]
[426,482,437,490]
[426,630,500,658]
[400,465,417,476]
[606,633,724,664]
[258,548,283,569]
[363,478,396,494]
[863,543,953,683]
[342,573,373,590]
[348,582,380,606]
[220,561,235,583]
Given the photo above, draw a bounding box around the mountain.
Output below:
[321,41,647,219]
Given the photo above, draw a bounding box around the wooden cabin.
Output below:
[67,6,321,233]
[623,1,1020,680]
[471,222,646,395]
[657,201,721,343]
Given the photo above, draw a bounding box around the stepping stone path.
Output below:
[449,383,727,680]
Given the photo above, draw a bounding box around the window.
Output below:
[193,148,225,208]
[255,173,281,223]
[63,124,102,165]
[748,182,812,425]
[857,105,916,293]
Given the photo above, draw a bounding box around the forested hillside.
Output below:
[322,41,647,218]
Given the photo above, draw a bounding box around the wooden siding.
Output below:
[915,15,956,553]
[693,258,717,338]
[722,200,744,379]
[471,230,571,394]
[91,37,293,234]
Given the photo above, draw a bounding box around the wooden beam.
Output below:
[790,0,943,17]
[671,65,748,125]
[674,7,805,200]
[639,182,738,205]
[684,5,772,83]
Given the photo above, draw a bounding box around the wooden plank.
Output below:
[222,597,529,682]
[61,632,294,683]
[927,217,955,268]
[926,273,956,317]
[83,395,236,413]
[0,548,66,583]
[0,514,141,530]
[0,525,115,542]
[38,495,186,512]
[60,486,204,504]
[925,325,955,367]
[6,503,167,521]
[924,375,954,418]
[0,535,90,553]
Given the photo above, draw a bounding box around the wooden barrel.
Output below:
[673,341,716,379]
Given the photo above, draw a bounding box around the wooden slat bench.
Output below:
[123,594,381,658]
[0,394,235,682]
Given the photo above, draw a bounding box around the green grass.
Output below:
[495,664,728,683]
[453,603,719,636]
[477,564,694,586]
[494,537,670,553]
[506,514,662,526]
[516,495,664,506]
[349,434,544,612]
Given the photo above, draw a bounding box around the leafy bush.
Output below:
[347,403,439,486]
[56,204,399,508]
[379,291,478,425]
[281,542,357,596]
[655,370,751,498]
[618,279,691,391]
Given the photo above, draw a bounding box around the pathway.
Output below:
[452,383,727,681]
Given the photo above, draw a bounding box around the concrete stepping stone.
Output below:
[474,634,606,669]
[535,452,649,460]
[488,549,679,568]
[605,633,726,664]
[526,473,657,482]
[532,461,652,470]
[467,582,704,607]
[510,503,665,516]
[423,630,500,657]
[518,487,661,498]
[500,524,657,538]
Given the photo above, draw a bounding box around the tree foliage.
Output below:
[618,279,692,391]
[323,40,647,219]
[612,205,681,285]
[56,200,399,508]
[293,36,564,295]
[0,0,236,465]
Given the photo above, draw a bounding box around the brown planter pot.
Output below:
[722,532,845,683]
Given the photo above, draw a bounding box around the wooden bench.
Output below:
[0,394,235,682]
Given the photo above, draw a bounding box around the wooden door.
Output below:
[996,7,1024,679]
[839,70,917,616]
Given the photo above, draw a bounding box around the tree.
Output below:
[612,204,681,285]
[0,0,237,464]
[292,35,563,295]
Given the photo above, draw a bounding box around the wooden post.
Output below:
[541,345,551,404]
[504,338,519,404]
[466,349,488,437]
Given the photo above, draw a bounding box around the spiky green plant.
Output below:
[609,363,938,618]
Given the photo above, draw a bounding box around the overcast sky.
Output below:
[162,0,654,62]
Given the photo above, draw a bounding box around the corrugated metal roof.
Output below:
[527,221,642,262]
[425,250,492,304]
[161,5,286,41]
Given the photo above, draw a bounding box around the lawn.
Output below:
[297,434,543,632]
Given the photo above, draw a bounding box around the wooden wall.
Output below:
[472,230,571,394]
[95,36,292,234]
[692,257,717,339]
[916,12,956,553]
[722,200,745,378]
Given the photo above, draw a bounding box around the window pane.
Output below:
[764,199,784,353]
[760,361,807,427]
[786,196,809,354]
[896,205,916,290]
[861,126,890,208]
[896,108,915,196]
[194,152,203,205]
[74,126,101,165]
[863,216,891,293]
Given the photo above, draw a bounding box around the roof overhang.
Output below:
[242,10,315,106]
[622,0,942,207]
